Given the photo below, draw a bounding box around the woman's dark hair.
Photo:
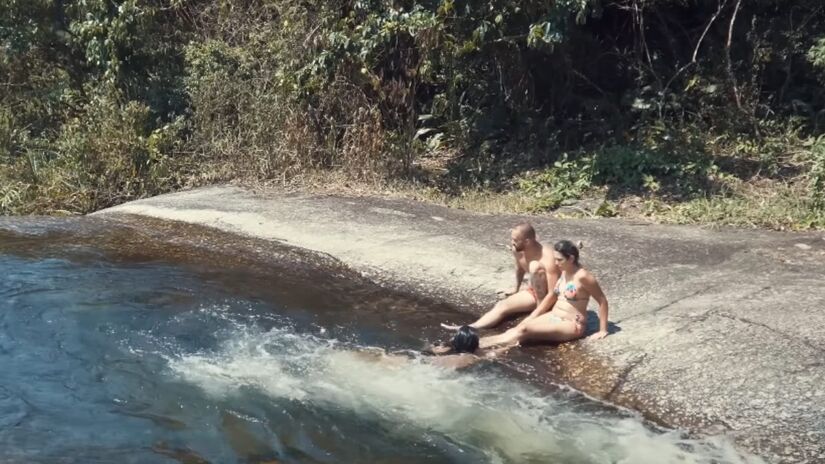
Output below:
[450,326,479,353]
[553,240,580,265]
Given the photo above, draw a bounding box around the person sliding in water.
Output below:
[477,240,609,349]
[442,222,561,331]
[358,326,502,370]
[429,325,516,368]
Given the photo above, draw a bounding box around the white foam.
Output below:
[168,326,764,464]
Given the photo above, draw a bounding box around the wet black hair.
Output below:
[450,326,479,353]
[553,240,580,265]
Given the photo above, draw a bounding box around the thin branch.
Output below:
[693,0,727,63]
[633,0,662,89]
[798,6,824,31]
[659,0,727,119]
[302,23,323,48]
[571,69,607,97]
[726,0,743,110]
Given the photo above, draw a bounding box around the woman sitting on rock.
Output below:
[478,240,609,349]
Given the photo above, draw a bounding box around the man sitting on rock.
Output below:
[442,222,560,331]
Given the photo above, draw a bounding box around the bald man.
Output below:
[442,223,560,331]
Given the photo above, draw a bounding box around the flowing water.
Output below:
[0,217,762,464]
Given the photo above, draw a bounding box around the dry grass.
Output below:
[639,182,825,230]
[234,168,825,232]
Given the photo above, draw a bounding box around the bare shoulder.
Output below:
[578,269,605,295]
[539,246,556,267]
[429,353,480,370]
[578,268,597,283]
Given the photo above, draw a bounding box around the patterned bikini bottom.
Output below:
[547,312,585,337]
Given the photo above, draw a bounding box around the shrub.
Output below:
[808,136,825,209]
[517,155,594,211]
[25,91,182,213]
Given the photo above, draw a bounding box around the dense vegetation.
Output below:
[2,0,825,228]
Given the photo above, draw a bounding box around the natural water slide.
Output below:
[96,185,825,463]
[0,184,821,462]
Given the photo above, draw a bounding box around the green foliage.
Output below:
[0,1,53,54]
[518,155,594,210]
[644,187,825,231]
[808,136,825,209]
[67,0,144,82]
[591,144,718,197]
[0,107,26,160]
[25,92,180,213]
[594,201,618,218]
[275,0,596,165]
[0,0,186,213]
[1,0,825,229]
[808,38,825,72]
[517,131,723,212]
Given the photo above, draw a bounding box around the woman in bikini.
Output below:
[478,240,609,348]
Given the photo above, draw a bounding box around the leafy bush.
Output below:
[592,143,719,197]
[517,155,594,210]
[517,130,722,212]
[808,38,825,72]
[0,107,26,160]
[808,136,825,209]
[2,0,825,228]
[0,92,181,214]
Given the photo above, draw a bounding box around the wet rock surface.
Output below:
[96,185,825,463]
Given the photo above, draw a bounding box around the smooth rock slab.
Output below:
[95,185,825,463]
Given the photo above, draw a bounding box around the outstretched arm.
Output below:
[510,252,526,295]
[582,273,609,339]
[430,353,482,369]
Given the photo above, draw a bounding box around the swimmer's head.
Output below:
[450,326,479,353]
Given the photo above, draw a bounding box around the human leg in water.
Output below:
[442,261,547,331]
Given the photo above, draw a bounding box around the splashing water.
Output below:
[0,219,765,463]
[170,316,762,464]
